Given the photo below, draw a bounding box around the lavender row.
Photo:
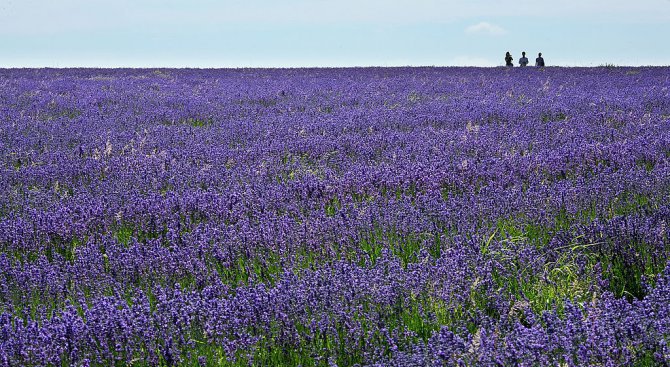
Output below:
[2,241,669,366]
[1,67,670,365]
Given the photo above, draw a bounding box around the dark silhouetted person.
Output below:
[536,53,545,67]
[519,52,529,67]
[505,52,513,67]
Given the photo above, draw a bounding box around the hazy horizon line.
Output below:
[1,64,669,70]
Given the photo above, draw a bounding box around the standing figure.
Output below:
[536,52,545,67]
[519,51,529,67]
[505,52,513,67]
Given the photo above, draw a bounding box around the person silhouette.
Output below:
[535,53,545,67]
[519,52,529,67]
[505,52,513,67]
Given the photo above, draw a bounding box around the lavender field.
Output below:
[1,67,669,366]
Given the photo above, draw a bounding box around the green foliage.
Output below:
[635,157,656,172]
[184,117,213,127]
[114,225,134,246]
[39,107,82,121]
[541,110,568,123]
[159,117,214,127]
[324,196,341,217]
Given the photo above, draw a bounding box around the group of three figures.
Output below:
[505,51,544,67]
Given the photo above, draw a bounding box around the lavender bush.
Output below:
[1,67,669,366]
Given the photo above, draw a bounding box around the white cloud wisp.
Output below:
[465,21,508,36]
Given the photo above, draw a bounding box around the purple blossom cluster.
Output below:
[0,67,669,366]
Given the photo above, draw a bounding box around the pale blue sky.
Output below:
[1,0,669,67]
